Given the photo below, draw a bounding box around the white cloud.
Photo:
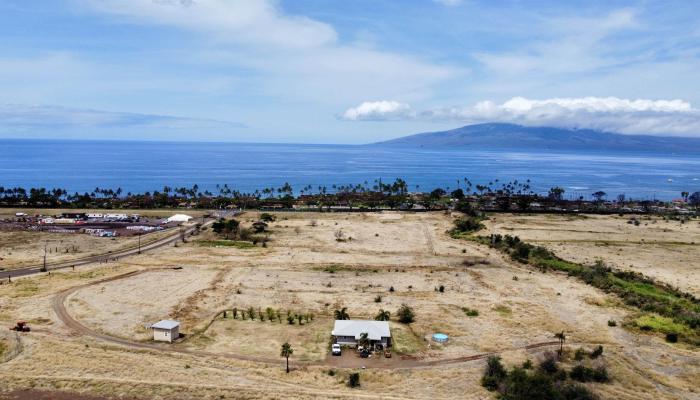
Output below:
[80,0,459,104]
[0,104,244,131]
[342,96,700,136]
[82,0,337,48]
[340,101,413,121]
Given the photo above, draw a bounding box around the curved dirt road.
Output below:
[52,269,561,370]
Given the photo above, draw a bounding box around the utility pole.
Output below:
[41,242,48,272]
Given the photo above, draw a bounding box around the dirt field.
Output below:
[483,213,700,296]
[0,211,698,400]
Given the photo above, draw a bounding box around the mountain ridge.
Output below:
[374,123,700,152]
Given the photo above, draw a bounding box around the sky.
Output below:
[1,0,699,143]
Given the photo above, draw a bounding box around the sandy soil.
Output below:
[483,213,700,296]
[0,211,698,400]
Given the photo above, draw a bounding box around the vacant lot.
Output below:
[0,211,698,400]
[483,213,700,296]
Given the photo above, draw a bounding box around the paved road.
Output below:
[51,269,561,370]
[0,220,212,280]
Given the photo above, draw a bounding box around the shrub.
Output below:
[396,304,415,324]
[666,332,678,343]
[539,354,559,375]
[607,320,617,327]
[589,345,604,359]
[260,213,276,222]
[574,348,586,361]
[438,285,445,293]
[463,307,479,317]
[374,295,382,303]
[481,356,506,391]
[522,359,533,369]
[348,372,361,388]
[453,216,485,234]
[389,286,395,292]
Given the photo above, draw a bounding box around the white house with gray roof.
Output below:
[332,320,391,348]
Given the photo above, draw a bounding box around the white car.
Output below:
[331,344,342,356]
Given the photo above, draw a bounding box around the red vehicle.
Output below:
[10,321,30,332]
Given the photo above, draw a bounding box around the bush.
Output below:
[374,295,382,303]
[574,348,586,361]
[462,307,479,317]
[348,372,360,388]
[570,365,609,383]
[438,285,445,293]
[260,213,276,222]
[560,383,599,400]
[396,304,415,324]
[481,356,507,391]
[453,216,485,234]
[665,332,678,343]
[539,354,559,375]
[607,320,617,327]
[589,345,604,359]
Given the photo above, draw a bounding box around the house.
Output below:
[151,320,180,343]
[332,320,391,348]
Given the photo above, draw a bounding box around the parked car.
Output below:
[331,344,342,356]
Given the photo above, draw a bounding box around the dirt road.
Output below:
[52,269,561,370]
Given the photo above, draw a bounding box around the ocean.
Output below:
[1,139,698,201]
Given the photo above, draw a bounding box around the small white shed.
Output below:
[152,320,180,343]
[166,214,193,223]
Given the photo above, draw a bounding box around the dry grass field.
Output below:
[0,210,698,400]
[483,214,700,296]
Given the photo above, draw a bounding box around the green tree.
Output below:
[396,304,415,324]
[334,307,350,320]
[374,309,390,321]
[280,342,293,373]
[555,331,566,357]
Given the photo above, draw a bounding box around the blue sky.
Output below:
[1,0,699,143]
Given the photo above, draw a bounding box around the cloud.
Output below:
[340,101,413,121]
[341,96,700,136]
[80,0,460,104]
[0,104,245,133]
[82,0,337,48]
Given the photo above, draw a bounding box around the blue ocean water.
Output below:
[0,139,698,200]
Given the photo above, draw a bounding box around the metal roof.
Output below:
[332,320,390,341]
[152,320,180,330]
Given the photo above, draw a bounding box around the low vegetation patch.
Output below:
[455,217,700,345]
[482,354,605,400]
[462,307,479,317]
[197,240,256,249]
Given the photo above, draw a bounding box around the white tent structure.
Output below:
[166,214,193,223]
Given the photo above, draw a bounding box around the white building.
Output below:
[166,214,193,223]
[151,320,180,343]
[331,320,391,348]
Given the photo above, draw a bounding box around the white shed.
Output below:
[166,214,193,223]
[152,320,180,343]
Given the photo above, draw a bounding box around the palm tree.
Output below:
[555,331,566,356]
[281,342,293,373]
[334,307,349,320]
[374,309,390,321]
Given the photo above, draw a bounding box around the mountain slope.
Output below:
[375,123,700,152]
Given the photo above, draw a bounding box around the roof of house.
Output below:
[332,320,390,341]
[152,320,180,330]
